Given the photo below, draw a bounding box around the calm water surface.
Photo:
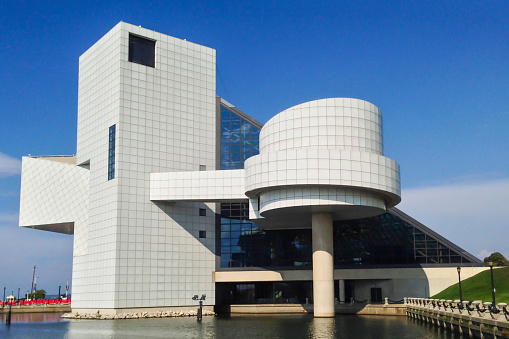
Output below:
[0,312,458,338]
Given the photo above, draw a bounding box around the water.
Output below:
[0,313,458,338]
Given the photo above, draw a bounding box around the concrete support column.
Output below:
[312,212,334,317]
[339,279,345,304]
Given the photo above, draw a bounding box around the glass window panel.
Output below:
[241,224,252,232]
[450,256,462,263]
[129,34,155,67]
[414,233,426,241]
[221,219,231,227]
[439,257,450,263]
[231,260,242,267]
[427,249,437,256]
[438,249,450,256]
[221,254,231,261]
[415,241,426,249]
[427,256,439,264]
[221,109,231,118]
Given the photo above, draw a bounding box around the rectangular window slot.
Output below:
[199,208,206,216]
[108,125,116,180]
[199,165,206,171]
[199,231,206,239]
[129,34,155,68]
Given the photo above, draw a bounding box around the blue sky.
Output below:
[0,1,508,296]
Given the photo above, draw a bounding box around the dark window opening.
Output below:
[129,34,155,68]
[199,231,206,239]
[108,125,116,180]
[199,165,206,171]
[199,208,206,216]
[216,282,312,306]
[371,288,383,303]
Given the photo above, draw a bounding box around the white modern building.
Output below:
[19,22,485,317]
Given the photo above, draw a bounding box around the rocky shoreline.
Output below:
[62,309,215,320]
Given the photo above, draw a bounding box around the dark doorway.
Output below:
[371,287,382,303]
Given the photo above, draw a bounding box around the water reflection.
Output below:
[0,312,66,323]
[309,317,336,339]
[0,313,458,339]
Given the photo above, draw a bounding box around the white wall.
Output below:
[71,22,218,309]
[19,156,89,255]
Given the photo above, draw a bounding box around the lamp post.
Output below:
[488,261,497,312]
[17,288,20,301]
[192,294,206,321]
[3,287,5,303]
[457,267,463,304]
[59,286,61,301]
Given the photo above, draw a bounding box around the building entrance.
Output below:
[371,287,382,303]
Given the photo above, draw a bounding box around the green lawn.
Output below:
[432,266,509,303]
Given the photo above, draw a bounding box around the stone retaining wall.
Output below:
[406,297,509,338]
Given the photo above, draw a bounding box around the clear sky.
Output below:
[0,0,508,297]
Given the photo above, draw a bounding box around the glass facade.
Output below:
[219,206,475,269]
[108,124,116,180]
[220,202,312,268]
[220,105,260,170]
[216,282,312,305]
[333,212,472,266]
[217,101,477,269]
[219,104,262,267]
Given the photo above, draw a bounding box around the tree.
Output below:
[29,289,46,300]
[483,252,509,267]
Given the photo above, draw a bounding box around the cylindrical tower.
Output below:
[244,98,401,317]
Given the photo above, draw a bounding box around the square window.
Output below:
[199,231,206,239]
[199,165,206,171]
[199,208,206,216]
[129,34,155,68]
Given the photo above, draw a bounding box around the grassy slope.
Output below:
[432,266,509,303]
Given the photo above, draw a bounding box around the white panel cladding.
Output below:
[73,22,124,309]
[260,98,384,155]
[70,22,217,310]
[77,23,123,166]
[19,157,89,255]
[114,22,217,309]
[259,187,386,214]
[244,149,401,204]
[150,170,246,201]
